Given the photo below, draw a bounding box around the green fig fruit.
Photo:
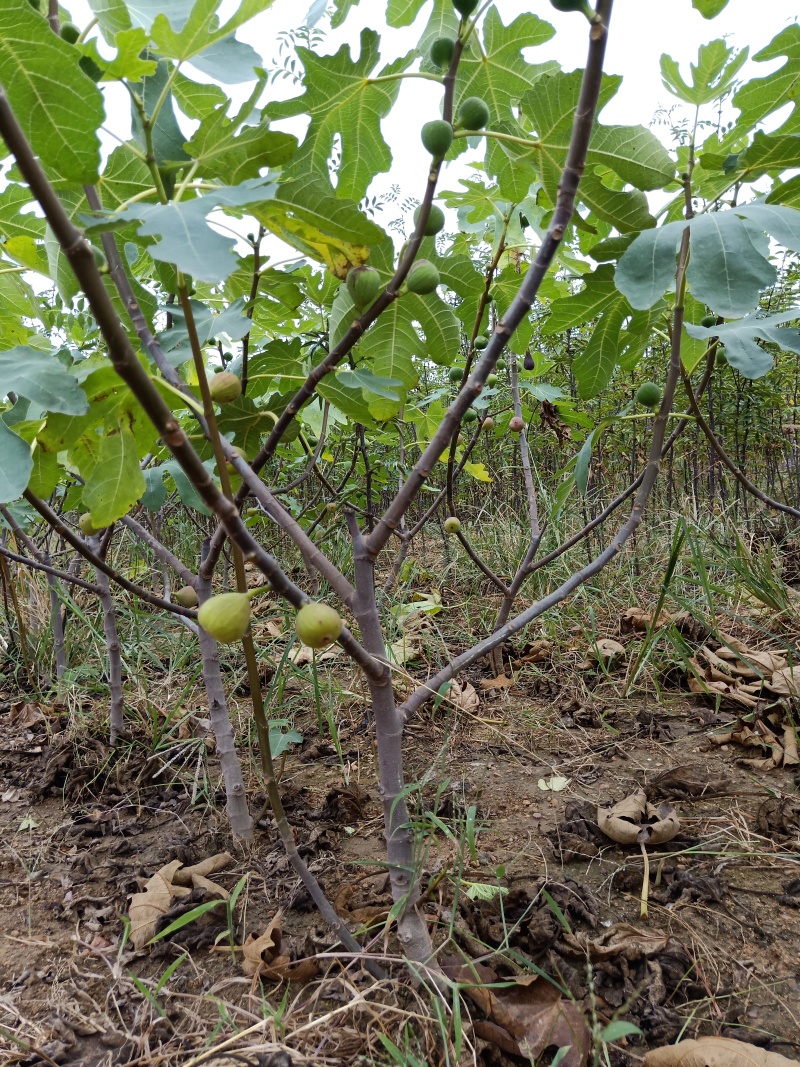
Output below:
[89,242,107,272]
[198,592,252,644]
[700,314,718,328]
[78,512,101,537]
[406,260,440,295]
[225,446,249,475]
[346,265,381,309]
[486,373,498,387]
[173,586,199,608]
[496,358,506,371]
[635,382,662,410]
[414,204,445,236]
[295,602,343,649]
[430,37,455,69]
[449,366,464,384]
[443,516,461,534]
[481,416,494,431]
[421,119,453,158]
[59,21,81,43]
[550,0,594,13]
[452,0,479,16]
[209,371,242,404]
[463,408,478,424]
[716,346,727,366]
[474,335,489,350]
[457,96,490,131]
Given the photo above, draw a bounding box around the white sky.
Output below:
[65,0,800,252]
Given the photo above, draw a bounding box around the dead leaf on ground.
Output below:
[590,638,626,667]
[240,911,319,982]
[687,657,760,709]
[708,714,797,770]
[644,1036,799,1067]
[289,643,340,666]
[10,701,46,728]
[559,922,671,961]
[479,674,515,691]
[441,679,479,713]
[510,639,552,668]
[128,853,232,949]
[442,958,591,1067]
[598,790,680,846]
[621,606,673,632]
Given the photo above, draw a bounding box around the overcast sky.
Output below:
[65,0,800,249]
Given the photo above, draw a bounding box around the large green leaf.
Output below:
[685,310,800,379]
[732,26,800,138]
[73,418,147,526]
[616,202,800,317]
[660,39,748,106]
[150,0,275,68]
[99,179,279,283]
[0,416,34,503]
[184,108,296,183]
[0,3,104,184]
[267,30,414,202]
[0,347,88,414]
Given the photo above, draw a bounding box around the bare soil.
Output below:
[1,668,799,1067]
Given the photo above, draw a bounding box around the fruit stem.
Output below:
[453,129,542,150]
[366,72,443,85]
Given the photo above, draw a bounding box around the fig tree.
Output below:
[635,382,662,410]
[198,592,252,644]
[474,335,488,350]
[173,586,199,608]
[414,204,445,236]
[406,260,440,295]
[295,602,343,649]
[430,37,455,69]
[421,119,453,158]
[443,516,461,534]
[449,366,464,384]
[457,96,490,131]
[209,371,242,404]
[700,314,718,328]
[59,21,81,43]
[509,415,524,433]
[346,264,381,308]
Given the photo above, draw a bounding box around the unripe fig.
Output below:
[487,373,498,387]
[523,352,535,371]
[457,96,490,131]
[430,37,455,69]
[463,408,478,424]
[452,0,479,16]
[421,119,453,158]
[406,259,440,295]
[209,370,242,404]
[60,21,81,43]
[550,0,594,13]
[225,446,249,475]
[78,512,101,536]
[449,366,464,384]
[474,335,488,350]
[482,416,494,430]
[326,502,339,514]
[635,382,662,410]
[198,592,251,644]
[173,585,198,608]
[89,242,107,271]
[700,314,718,328]
[346,264,381,308]
[295,602,343,649]
[306,435,319,448]
[245,507,261,517]
[414,204,445,236]
[496,358,506,371]
[443,516,461,534]
[716,346,727,366]
[509,416,524,433]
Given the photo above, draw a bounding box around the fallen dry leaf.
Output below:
[621,606,673,632]
[590,638,626,667]
[442,959,591,1067]
[479,674,515,691]
[128,853,232,949]
[240,911,319,983]
[644,1036,799,1067]
[598,790,680,846]
[559,922,671,960]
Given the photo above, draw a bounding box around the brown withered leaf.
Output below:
[590,638,626,667]
[558,922,671,961]
[621,606,672,633]
[645,1036,799,1067]
[445,679,480,713]
[598,790,680,846]
[10,701,46,728]
[241,912,319,982]
[443,958,590,1066]
[128,853,232,949]
[510,639,552,668]
[687,658,760,709]
[479,674,515,691]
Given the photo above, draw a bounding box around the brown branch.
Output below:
[0,545,101,595]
